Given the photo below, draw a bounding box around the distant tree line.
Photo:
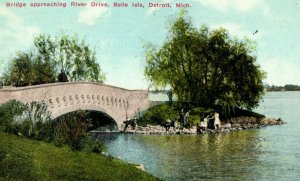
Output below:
[1,34,105,87]
[265,84,300,91]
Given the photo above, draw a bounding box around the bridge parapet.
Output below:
[0,82,150,130]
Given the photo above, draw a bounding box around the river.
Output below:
[96,92,300,180]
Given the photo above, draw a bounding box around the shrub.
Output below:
[53,110,92,150]
[7,101,52,139]
[0,101,106,153]
[138,103,178,126]
[0,100,27,132]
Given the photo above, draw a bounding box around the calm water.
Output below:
[97,92,300,180]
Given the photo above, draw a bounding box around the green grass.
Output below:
[0,132,158,181]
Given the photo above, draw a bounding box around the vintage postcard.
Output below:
[0,0,299,180]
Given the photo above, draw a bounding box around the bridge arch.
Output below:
[51,103,122,129]
[53,108,118,131]
[0,82,150,131]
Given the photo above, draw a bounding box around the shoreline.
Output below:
[92,117,286,135]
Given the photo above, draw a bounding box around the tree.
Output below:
[34,34,105,82]
[2,52,33,86]
[144,12,265,110]
[32,35,57,85]
[1,34,105,86]
[2,50,56,86]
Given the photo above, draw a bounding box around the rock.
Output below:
[189,129,197,134]
[217,129,224,133]
[224,129,230,132]
[222,123,232,129]
[232,124,241,128]
[136,164,145,171]
[209,130,216,133]
[198,130,204,134]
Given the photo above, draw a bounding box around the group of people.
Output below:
[164,110,221,132]
[199,112,221,131]
[123,109,221,133]
[123,116,138,131]
[164,109,190,132]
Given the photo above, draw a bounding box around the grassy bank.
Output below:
[0,132,158,181]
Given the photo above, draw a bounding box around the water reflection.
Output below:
[97,130,263,180]
[96,92,300,180]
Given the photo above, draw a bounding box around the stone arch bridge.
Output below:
[0,82,150,130]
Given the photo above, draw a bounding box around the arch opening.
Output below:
[53,110,118,131]
[87,110,118,131]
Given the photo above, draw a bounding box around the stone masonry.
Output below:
[0,82,150,130]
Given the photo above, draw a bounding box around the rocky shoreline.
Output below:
[118,117,286,135]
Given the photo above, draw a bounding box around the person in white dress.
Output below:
[200,114,209,131]
[213,112,221,130]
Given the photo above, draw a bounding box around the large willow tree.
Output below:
[2,34,105,86]
[144,12,265,110]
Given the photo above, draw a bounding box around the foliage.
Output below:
[139,103,265,126]
[0,133,158,181]
[2,51,56,86]
[2,52,32,86]
[53,110,92,149]
[138,103,213,126]
[34,34,106,82]
[0,100,27,132]
[4,101,52,139]
[138,103,178,126]
[0,101,106,152]
[79,134,106,153]
[1,33,105,86]
[144,12,265,110]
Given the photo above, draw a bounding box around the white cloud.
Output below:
[78,2,110,26]
[258,57,300,86]
[100,55,147,89]
[196,0,268,13]
[0,7,40,70]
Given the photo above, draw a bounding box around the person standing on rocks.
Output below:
[200,114,209,131]
[184,110,190,128]
[179,109,185,127]
[212,112,221,130]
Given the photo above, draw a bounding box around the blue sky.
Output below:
[0,0,299,89]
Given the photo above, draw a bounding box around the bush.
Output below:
[1,100,53,139]
[0,101,106,153]
[138,103,178,126]
[53,110,92,150]
[0,100,27,132]
[139,104,236,126]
